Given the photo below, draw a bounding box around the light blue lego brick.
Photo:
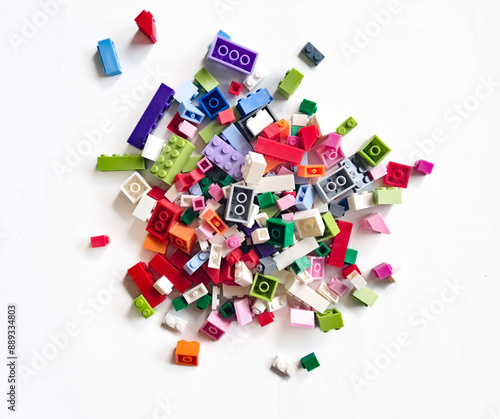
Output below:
[97,38,122,77]
[173,81,199,103]
[220,124,253,156]
[295,185,315,211]
[189,182,203,196]
[184,251,210,275]
[235,88,273,117]
[202,135,245,180]
[179,101,205,124]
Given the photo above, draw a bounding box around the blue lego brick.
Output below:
[234,105,277,142]
[184,251,210,275]
[338,197,349,211]
[314,166,356,203]
[221,124,253,156]
[254,243,276,259]
[178,101,205,124]
[97,38,122,77]
[340,155,373,192]
[208,30,231,50]
[328,203,346,218]
[189,182,202,196]
[202,136,246,180]
[173,81,199,103]
[256,256,277,275]
[301,42,325,66]
[207,35,258,75]
[235,88,273,117]
[295,184,315,211]
[199,87,229,120]
[225,184,255,223]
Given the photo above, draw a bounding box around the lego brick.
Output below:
[235,105,277,142]
[257,311,274,327]
[208,183,224,201]
[316,308,343,332]
[256,256,277,275]
[146,199,183,241]
[191,197,205,211]
[225,184,255,224]
[97,38,121,76]
[200,310,231,340]
[133,195,156,222]
[351,286,379,307]
[169,222,196,254]
[207,35,258,75]
[236,88,273,117]
[150,135,195,185]
[273,356,297,376]
[243,68,265,91]
[199,87,229,120]
[178,101,205,124]
[128,261,166,308]
[133,295,155,318]
[322,212,340,237]
[241,152,267,185]
[301,42,325,65]
[276,194,295,211]
[290,255,312,274]
[148,254,192,293]
[173,81,199,103]
[306,256,324,280]
[373,262,393,280]
[202,136,245,180]
[253,174,295,194]
[234,297,253,326]
[373,187,403,204]
[274,237,319,271]
[342,264,361,279]
[298,126,319,151]
[141,134,165,161]
[328,203,346,218]
[357,135,391,167]
[120,172,151,204]
[234,260,253,287]
[135,10,157,43]
[294,270,313,285]
[347,271,367,290]
[294,185,314,211]
[265,294,288,312]
[251,228,270,245]
[277,68,304,99]
[194,68,219,92]
[315,242,331,258]
[143,234,168,254]
[293,209,325,238]
[315,282,340,304]
[413,159,434,175]
[148,185,167,200]
[301,352,320,372]
[341,155,373,192]
[327,220,353,268]
[229,81,243,95]
[344,248,358,265]
[90,235,110,248]
[217,108,236,125]
[97,154,145,171]
[221,123,253,157]
[196,294,212,310]
[299,99,318,115]
[153,276,173,295]
[175,340,200,366]
[257,192,277,209]
[226,234,241,250]
[290,307,315,328]
[297,164,325,178]
[368,163,387,180]
[362,213,390,234]
[246,108,274,137]
[178,121,198,139]
[172,296,189,311]
[202,209,229,235]
[127,83,175,150]
[208,242,222,268]
[292,113,309,127]
[163,312,187,332]
[314,142,345,170]
[222,283,250,298]
[183,283,209,304]
[314,166,356,203]
[249,273,279,302]
[384,162,412,188]
[183,251,210,275]
[347,191,375,211]
[336,116,357,136]
[328,278,348,296]
[266,219,294,248]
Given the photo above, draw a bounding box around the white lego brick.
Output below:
[208,234,232,257]
[153,276,173,295]
[234,261,254,287]
[274,269,295,285]
[183,283,208,304]
[316,282,340,304]
[265,294,288,312]
[387,266,405,283]
[292,113,308,127]
[255,213,269,228]
[273,356,297,377]
[242,204,259,228]
[163,312,187,332]
[199,240,209,252]
[242,151,267,185]
[243,68,265,91]
[254,174,295,194]
[294,270,313,285]
[120,172,152,204]
[141,134,165,161]
[293,208,325,238]
[208,243,222,269]
[251,298,267,315]
[132,194,157,222]
[313,193,329,213]
[180,194,197,208]
[347,191,375,211]
[347,272,367,290]
[212,285,220,310]
[165,184,182,202]
[284,279,330,313]
[222,284,250,298]
[251,228,270,244]
[273,237,319,271]
[246,109,274,137]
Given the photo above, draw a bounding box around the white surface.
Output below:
[1,1,500,418]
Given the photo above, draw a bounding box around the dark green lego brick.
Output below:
[249,273,279,302]
[97,154,146,171]
[315,242,331,257]
[240,242,251,254]
[257,192,277,209]
[172,296,189,311]
[357,135,391,167]
[220,301,235,319]
[344,248,358,265]
[133,295,155,319]
[299,99,318,116]
[291,126,301,136]
[196,294,212,310]
[221,174,236,187]
[266,219,294,247]
[199,176,212,195]
[316,309,344,332]
[336,116,358,136]
[301,353,320,371]
[181,207,198,225]
[289,255,312,274]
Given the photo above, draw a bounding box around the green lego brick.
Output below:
[301,352,320,371]
[196,294,212,310]
[181,207,198,225]
[261,204,280,219]
[315,242,331,257]
[133,295,155,318]
[357,135,391,167]
[316,229,333,243]
[257,192,277,209]
[344,248,358,265]
[194,68,219,93]
[336,116,358,136]
[150,135,195,185]
[316,308,344,332]
[172,296,189,311]
[199,176,212,195]
[192,80,206,96]
[299,99,318,115]
[266,219,294,247]
[219,301,235,319]
[182,155,204,173]
[351,287,379,307]
[277,68,304,100]
[291,126,301,136]
[289,255,311,274]
[97,154,145,171]
[199,119,228,144]
[322,212,340,237]
[373,187,402,205]
[220,174,236,187]
[249,273,279,302]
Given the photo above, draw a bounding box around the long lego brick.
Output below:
[202,136,245,180]
[148,254,192,293]
[97,154,145,171]
[150,135,196,185]
[273,237,319,271]
[207,35,258,75]
[97,38,122,76]
[127,83,175,150]
[253,174,295,194]
[236,88,273,117]
[127,262,166,308]
[327,220,353,267]
[169,250,212,286]
[255,137,305,166]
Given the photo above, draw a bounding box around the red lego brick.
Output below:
[128,261,166,307]
[174,168,205,192]
[228,81,243,96]
[327,221,353,268]
[261,123,281,141]
[135,10,157,43]
[148,185,167,200]
[202,264,220,284]
[241,248,259,270]
[219,258,235,285]
[282,191,296,199]
[225,248,243,266]
[255,137,305,166]
[169,250,212,286]
[298,125,319,151]
[341,264,361,279]
[148,254,192,293]
[90,235,110,248]
[217,108,236,125]
[257,311,274,327]
[384,162,411,188]
[167,112,198,139]
[146,199,183,241]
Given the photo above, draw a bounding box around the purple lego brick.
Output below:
[255,243,276,258]
[241,222,258,237]
[202,135,245,180]
[127,83,175,150]
[207,35,258,75]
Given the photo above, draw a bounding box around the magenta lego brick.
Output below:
[201,135,245,180]
[207,35,258,75]
[127,83,175,150]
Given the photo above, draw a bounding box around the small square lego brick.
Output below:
[372,262,393,280]
[217,108,236,125]
[172,296,189,311]
[143,234,168,253]
[199,87,229,119]
[277,68,304,100]
[226,235,241,250]
[315,242,331,258]
[328,278,348,296]
[219,301,235,319]
[169,222,197,254]
[196,156,213,173]
[413,159,434,175]
[299,99,318,115]
[134,11,157,43]
[196,294,212,310]
[234,297,253,326]
[142,134,165,161]
[178,120,198,139]
[154,276,173,295]
[276,194,295,211]
[351,287,379,307]
[163,312,187,332]
[301,352,320,371]
[265,294,288,313]
[357,135,391,167]
[266,219,294,247]
[175,340,200,366]
[301,42,325,66]
[200,310,231,340]
[257,311,274,327]
[344,248,358,265]
[133,295,155,319]
[290,307,315,328]
[173,81,198,103]
[256,256,277,276]
[251,228,270,244]
[249,273,279,302]
[347,271,367,290]
[289,255,312,275]
[228,81,243,95]
[90,235,110,248]
[194,67,219,93]
[120,172,152,204]
[316,308,344,332]
[208,183,224,201]
[191,196,205,211]
[384,162,411,188]
[292,113,309,127]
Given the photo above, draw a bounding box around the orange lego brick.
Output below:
[264,157,282,174]
[201,209,228,235]
[297,164,325,178]
[168,222,196,254]
[175,340,200,366]
[276,119,290,140]
[143,234,168,253]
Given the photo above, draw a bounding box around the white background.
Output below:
[1,0,500,418]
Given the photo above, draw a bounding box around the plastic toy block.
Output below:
[221,124,253,157]
[183,251,210,276]
[357,135,391,167]
[321,212,340,237]
[97,154,145,171]
[255,137,305,166]
[277,194,295,211]
[202,209,229,235]
[342,264,361,279]
[134,10,157,43]
[291,126,301,136]
[207,183,223,201]
[273,356,297,376]
[167,113,191,139]
[175,340,200,366]
[196,157,213,173]
[150,135,195,185]
[249,273,279,302]
[372,262,393,280]
[196,294,212,310]
[257,192,277,209]
[229,81,243,95]
[234,105,277,142]
[179,207,197,225]
[257,311,274,327]
[384,162,411,188]
[254,174,295,195]
[141,134,165,161]
[347,191,375,211]
[266,294,288,313]
[251,228,270,245]
[314,166,356,203]
[292,113,309,126]
[127,83,175,150]
[387,266,405,283]
[256,256,277,275]
[246,108,274,137]
[277,68,304,99]
[285,277,329,312]
[226,248,243,266]
[266,219,294,247]
[316,308,343,332]
[133,295,155,318]
[251,299,267,315]
[336,116,357,136]
[172,296,189,311]
[301,42,325,65]
[362,213,390,234]
[148,185,167,200]
[274,237,319,271]
[299,99,318,115]
[202,136,245,180]
[233,260,253,287]
[290,255,312,274]
[169,222,196,254]
[224,185,255,225]
[241,249,259,270]
[178,121,198,139]
[207,35,258,75]
[199,87,229,120]
[120,172,151,204]
[200,310,231,340]
[243,68,266,91]
[327,220,353,268]
[346,271,366,290]
[373,187,402,204]
[367,164,387,181]
[183,283,209,305]
[298,126,319,151]
[225,235,241,250]
[143,234,167,254]
[295,270,314,285]
[262,123,280,141]
[163,312,187,332]
[191,197,205,211]
[290,307,315,328]
[327,203,344,219]
[149,254,192,293]
[154,276,173,296]
[340,155,373,192]
[294,185,314,211]
[234,297,253,326]
[146,199,183,241]
[351,286,379,307]
[314,142,345,170]
[217,108,235,125]
[90,235,110,248]
[272,119,290,140]
[236,88,273,117]
[293,209,325,238]
[328,278,348,297]
[297,164,325,178]
[315,242,331,258]
[301,353,320,371]
[174,81,199,103]
[97,38,121,76]
[128,262,166,308]
[344,248,358,265]
[413,159,434,175]
[194,68,219,93]
[306,256,325,280]
[133,195,156,222]
[178,101,205,124]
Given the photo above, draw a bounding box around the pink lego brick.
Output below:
[195,221,215,241]
[234,297,253,326]
[327,278,348,296]
[372,263,393,280]
[314,143,345,169]
[368,163,387,181]
[226,235,241,250]
[281,213,294,221]
[306,256,324,280]
[192,196,205,211]
[286,135,300,147]
[361,213,391,234]
[178,120,197,139]
[217,108,236,125]
[90,235,110,248]
[276,194,295,211]
[276,166,293,176]
[323,132,342,149]
[196,157,213,173]
[208,183,224,201]
[413,159,434,175]
[290,307,315,328]
[200,310,231,340]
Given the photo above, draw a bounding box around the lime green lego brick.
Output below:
[351,287,379,307]
[133,295,155,318]
[266,219,294,247]
[277,68,304,100]
[336,116,358,136]
[261,204,280,219]
[172,296,189,311]
[373,187,402,205]
[196,294,212,310]
[257,192,277,209]
[199,119,228,144]
[290,255,311,274]
[291,126,301,136]
[182,155,204,173]
[299,99,318,116]
[97,154,146,171]
[315,242,331,257]
[150,135,195,185]
[322,212,340,237]
[301,352,320,371]
[357,135,391,167]
[220,301,235,319]
[344,248,358,265]
[194,68,219,93]
[249,273,279,302]
[316,308,344,332]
